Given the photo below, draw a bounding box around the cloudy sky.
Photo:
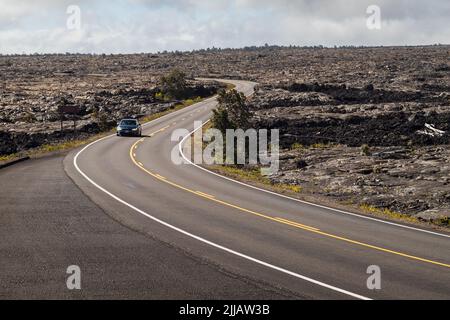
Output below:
[0,0,449,54]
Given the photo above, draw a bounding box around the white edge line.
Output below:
[179,120,450,240]
[72,95,371,301]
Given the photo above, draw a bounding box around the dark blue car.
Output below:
[116,119,142,137]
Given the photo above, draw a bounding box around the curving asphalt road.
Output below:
[62,79,450,300]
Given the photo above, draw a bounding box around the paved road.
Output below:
[0,155,297,299]
[63,79,450,300]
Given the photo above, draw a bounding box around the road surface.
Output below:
[1,79,449,299]
[66,79,450,299]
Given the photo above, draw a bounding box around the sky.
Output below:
[0,0,449,54]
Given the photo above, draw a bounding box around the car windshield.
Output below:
[120,120,138,126]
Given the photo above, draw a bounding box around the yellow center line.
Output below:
[146,126,170,138]
[196,191,216,199]
[129,139,450,269]
[157,125,170,133]
[274,217,320,231]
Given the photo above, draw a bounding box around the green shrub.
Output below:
[360,144,371,156]
[155,92,164,100]
[212,89,250,132]
[160,69,187,100]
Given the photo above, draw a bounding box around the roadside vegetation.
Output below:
[159,69,188,100]
[208,164,302,195]
[205,89,302,195]
[359,203,418,224]
[212,89,250,131]
[0,133,112,162]
[358,204,449,227]
[290,142,341,151]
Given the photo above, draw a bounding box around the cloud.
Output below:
[0,0,449,54]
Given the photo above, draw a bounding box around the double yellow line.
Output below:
[130,137,450,269]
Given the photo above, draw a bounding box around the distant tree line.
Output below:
[2,44,447,57]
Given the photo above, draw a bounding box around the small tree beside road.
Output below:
[160,69,188,100]
[212,89,250,132]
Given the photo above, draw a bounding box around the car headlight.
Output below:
[132,128,138,131]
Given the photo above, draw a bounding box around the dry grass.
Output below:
[310,142,339,149]
[359,203,418,223]
[209,164,302,194]
[0,131,114,163]
[290,142,305,151]
[0,154,18,162]
[226,83,236,90]
[436,217,449,227]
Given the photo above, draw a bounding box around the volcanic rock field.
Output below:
[1,45,449,225]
